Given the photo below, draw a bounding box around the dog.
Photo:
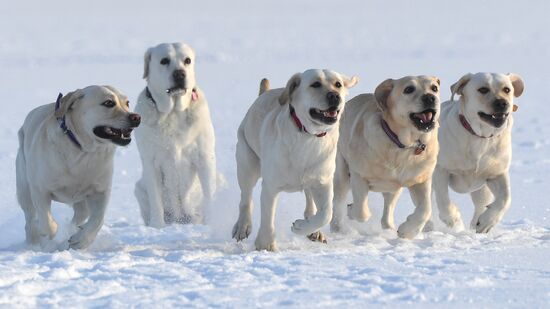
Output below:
[134,43,217,227]
[330,76,441,239]
[16,85,140,249]
[432,73,524,232]
[232,69,358,251]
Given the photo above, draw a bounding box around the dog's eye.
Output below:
[184,57,192,65]
[335,81,342,88]
[310,82,322,88]
[126,101,130,107]
[431,85,438,92]
[102,100,116,108]
[404,86,415,94]
[478,87,490,94]
[503,87,511,94]
[160,58,170,65]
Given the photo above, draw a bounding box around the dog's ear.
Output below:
[450,73,472,101]
[143,48,152,79]
[343,75,359,89]
[434,77,441,86]
[374,79,393,111]
[507,73,524,98]
[279,73,301,105]
[54,89,84,118]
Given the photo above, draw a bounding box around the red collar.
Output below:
[289,105,326,137]
[459,114,493,138]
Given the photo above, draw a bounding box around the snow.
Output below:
[1,0,550,307]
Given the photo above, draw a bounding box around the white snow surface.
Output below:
[1,0,550,307]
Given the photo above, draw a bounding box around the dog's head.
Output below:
[279,69,358,133]
[143,43,197,112]
[55,85,141,147]
[375,75,441,132]
[451,72,524,128]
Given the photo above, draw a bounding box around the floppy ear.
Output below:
[374,79,393,111]
[54,89,84,118]
[450,73,472,101]
[434,77,441,86]
[143,48,152,79]
[343,75,359,88]
[507,73,524,97]
[279,73,301,105]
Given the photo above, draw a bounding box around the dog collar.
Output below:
[380,118,426,155]
[145,87,199,106]
[55,93,82,149]
[289,105,326,137]
[459,114,493,138]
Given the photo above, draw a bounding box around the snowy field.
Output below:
[1,0,550,307]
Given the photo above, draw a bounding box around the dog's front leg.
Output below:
[381,189,403,230]
[255,181,280,251]
[144,165,165,228]
[330,153,351,233]
[476,173,511,233]
[303,189,326,243]
[197,149,216,203]
[69,192,109,249]
[398,180,432,239]
[348,172,371,222]
[291,183,333,236]
[433,166,464,229]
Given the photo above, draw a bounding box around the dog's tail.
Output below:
[259,78,270,96]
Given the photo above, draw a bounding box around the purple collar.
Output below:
[55,93,82,149]
[380,118,426,155]
[459,114,493,138]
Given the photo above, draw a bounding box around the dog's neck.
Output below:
[380,115,431,155]
[145,86,198,113]
[459,101,509,138]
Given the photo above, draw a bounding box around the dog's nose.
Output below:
[172,70,186,84]
[129,113,141,127]
[421,93,436,105]
[326,92,341,107]
[493,99,509,112]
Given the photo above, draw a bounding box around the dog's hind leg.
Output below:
[470,185,494,230]
[16,141,40,244]
[232,132,260,241]
[330,153,351,233]
[381,189,402,230]
[72,201,89,227]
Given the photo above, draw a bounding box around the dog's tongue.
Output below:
[327,110,338,118]
[416,111,433,123]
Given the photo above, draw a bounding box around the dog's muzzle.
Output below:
[93,113,141,146]
[326,91,341,107]
[166,70,187,94]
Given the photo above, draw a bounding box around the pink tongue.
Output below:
[417,111,433,122]
[327,111,338,117]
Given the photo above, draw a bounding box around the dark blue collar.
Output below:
[55,93,82,149]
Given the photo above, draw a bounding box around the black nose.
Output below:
[493,99,509,112]
[129,113,141,127]
[326,92,341,107]
[421,93,436,106]
[172,70,186,85]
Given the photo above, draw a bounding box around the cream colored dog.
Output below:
[433,72,524,232]
[16,85,141,249]
[232,69,358,251]
[134,43,216,227]
[331,76,441,239]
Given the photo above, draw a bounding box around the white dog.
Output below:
[134,43,216,227]
[331,76,441,239]
[433,73,524,232]
[232,69,358,251]
[16,85,141,249]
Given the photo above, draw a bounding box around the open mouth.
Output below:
[309,106,340,125]
[93,126,134,146]
[409,109,436,132]
[478,111,509,128]
[166,86,186,95]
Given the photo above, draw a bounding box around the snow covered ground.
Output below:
[1,0,550,307]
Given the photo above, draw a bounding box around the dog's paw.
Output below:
[422,220,435,232]
[330,219,343,233]
[307,231,327,244]
[347,203,371,222]
[476,208,500,233]
[439,211,464,229]
[397,220,423,239]
[68,228,94,250]
[232,219,252,241]
[148,218,165,229]
[255,237,277,252]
